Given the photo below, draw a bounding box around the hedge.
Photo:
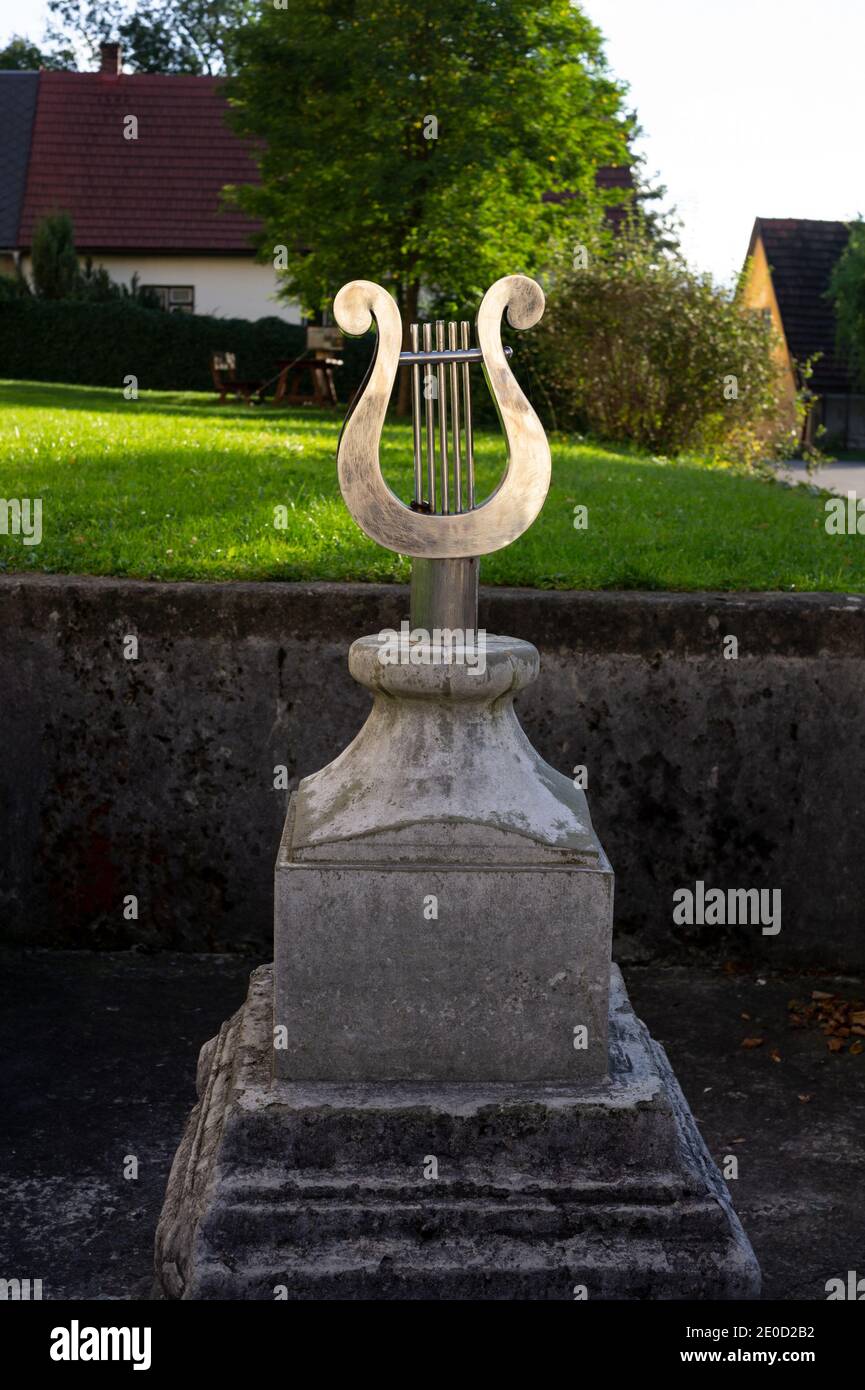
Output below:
[0,297,526,424]
[0,299,372,398]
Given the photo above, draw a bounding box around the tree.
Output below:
[29,213,160,304]
[227,0,633,410]
[44,0,255,75]
[829,218,865,387]
[0,34,74,69]
[31,213,81,300]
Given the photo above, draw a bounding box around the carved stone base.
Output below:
[275,634,615,1083]
[153,965,761,1300]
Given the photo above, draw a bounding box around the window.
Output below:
[142,285,195,313]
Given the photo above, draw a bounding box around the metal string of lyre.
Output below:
[400,319,512,633]
[399,319,514,516]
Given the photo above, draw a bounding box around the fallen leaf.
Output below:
[798,1093,813,1103]
[827,1037,845,1053]
[770,1048,782,1063]
[787,991,865,1047]
[850,1041,864,1057]
[741,1012,751,1021]
[742,1037,765,1049]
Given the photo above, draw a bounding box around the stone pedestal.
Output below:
[154,630,760,1298]
[275,634,613,1082]
[153,963,760,1299]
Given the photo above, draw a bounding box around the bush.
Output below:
[31,213,81,301]
[5,211,375,400]
[529,226,804,467]
[0,298,370,397]
[0,272,31,302]
[27,213,173,307]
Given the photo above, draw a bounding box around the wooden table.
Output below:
[271,354,343,407]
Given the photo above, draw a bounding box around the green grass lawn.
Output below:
[0,379,862,591]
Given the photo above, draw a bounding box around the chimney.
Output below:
[99,42,122,76]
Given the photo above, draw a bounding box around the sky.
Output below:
[4,0,864,285]
[583,0,865,282]
[1,1,50,49]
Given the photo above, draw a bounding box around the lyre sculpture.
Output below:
[334,274,550,631]
[154,275,761,1300]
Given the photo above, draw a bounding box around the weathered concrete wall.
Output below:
[1,576,863,966]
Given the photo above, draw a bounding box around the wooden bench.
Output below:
[210,352,265,405]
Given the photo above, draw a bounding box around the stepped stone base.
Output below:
[153,964,760,1300]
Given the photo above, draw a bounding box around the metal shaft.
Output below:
[406,319,483,517]
[460,320,475,510]
[448,321,462,513]
[422,322,435,511]
[410,556,479,631]
[410,323,422,505]
[435,320,449,514]
[399,345,512,366]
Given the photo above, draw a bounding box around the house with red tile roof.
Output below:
[0,42,300,322]
[741,217,864,449]
[1,41,632,331]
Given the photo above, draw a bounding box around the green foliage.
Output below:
[829,217,865,387]
[530,223,804,467]
[44,0,254,75]
[28,215,162,306]
[0,381,860,592]
[226,0,632,323]
[31,213,80,300]
[72,260,161,306]
[0,33,75,69]
[0,299,313,391]
[0,271,32,301]
[73,258,129,303]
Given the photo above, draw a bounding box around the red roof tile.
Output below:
[18,71,263,253]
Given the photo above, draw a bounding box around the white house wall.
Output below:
[20,254,302,324]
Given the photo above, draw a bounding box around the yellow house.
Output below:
[741,217,864,448]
